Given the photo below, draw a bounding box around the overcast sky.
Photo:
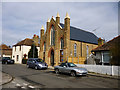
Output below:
[2,2,118,46]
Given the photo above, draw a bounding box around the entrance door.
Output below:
[51,50,54,66]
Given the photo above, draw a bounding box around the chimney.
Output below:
[33,34,39,46]
[98,38,105,46]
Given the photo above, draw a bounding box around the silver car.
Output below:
[27,58,48,70]
[54,62,88,77]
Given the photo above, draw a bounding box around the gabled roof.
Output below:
[60,23,98,44]
[0,44,12,55]
[0,44,11,50]
[92,35,120,52]
[13,38,39,47]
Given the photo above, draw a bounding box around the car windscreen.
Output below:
[68,63,77,67]
[35,59,44,63]
[2,57,11,60]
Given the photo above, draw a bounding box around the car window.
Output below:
[35,59,44,62]
[68,63,77,67]
[59,63,67,67]
[2,57,11,60]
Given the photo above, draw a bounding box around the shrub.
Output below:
[22,59,28,64]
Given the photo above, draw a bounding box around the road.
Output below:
[2,64,119,89]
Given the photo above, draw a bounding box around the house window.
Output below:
[103,52,110,65]
[60,38,64,49]
[16,55,19,61]
[74,43,77,57]
[15,46,16,51]
[20,46,21,51]
[51,25,55,45]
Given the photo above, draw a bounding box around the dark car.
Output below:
[26,58,48,70]
[54,62,88,77]
[1,57,14,64]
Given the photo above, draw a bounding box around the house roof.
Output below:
[91,35,120,52]
[13,38,40,47]
[0,44,11,50]
[60,23,98,44]
[0,44,12,55]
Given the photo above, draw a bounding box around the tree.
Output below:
[28,44,38,58]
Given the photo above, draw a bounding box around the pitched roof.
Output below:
[60,23,98,44]
[0,44,12,55]
[92,35,120,52]
[0,44,11,50]
[13,38,39,47]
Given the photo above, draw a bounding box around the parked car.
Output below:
[26,58,48,70]
[0,57,14,64]
[54,62,88,77]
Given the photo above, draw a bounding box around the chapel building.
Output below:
[39,13,98,66]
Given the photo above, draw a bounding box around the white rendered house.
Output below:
[12,36,40,64]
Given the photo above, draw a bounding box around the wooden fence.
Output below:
[68,57,86,64]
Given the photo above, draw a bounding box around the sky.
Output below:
[2,2,118,46]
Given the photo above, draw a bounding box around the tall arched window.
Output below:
[51,25,55,45]
[86,45,89,58]
[74,43,77,57]
[44,42,46,52]
[60,38,64,49]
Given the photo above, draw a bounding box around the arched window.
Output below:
[74,43,77,57]
[60,38,64,49]
[86,45,89,58]
[44,42,46,52]
[51,25,55,45]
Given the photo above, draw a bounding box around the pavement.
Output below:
[48,66,119,80]
[0,71,13,86]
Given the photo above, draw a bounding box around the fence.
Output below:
[76,64,120,76]
[68,57,86,64]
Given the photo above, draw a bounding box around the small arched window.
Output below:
[74,43,77,57]
[60,38,64,49]
[51,25,55,45]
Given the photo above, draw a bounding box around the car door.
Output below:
[32,60,36,68]
[58,63,65,73]
[28,59,32,67]
[59,63,68,73]
[62,63,70,73]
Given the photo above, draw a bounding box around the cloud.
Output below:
[2,2,118,45]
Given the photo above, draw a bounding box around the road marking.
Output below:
[21,86,26,89]
[23,83,28,86]
[12,81,16,83]
[28,85,34,88]
[16,83,21,86]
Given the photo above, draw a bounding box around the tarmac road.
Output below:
[2,64,119,89]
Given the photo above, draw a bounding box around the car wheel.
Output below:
[55,69,59,74]
[35,66,38,70]
[26,64,29,68]
[5,62,8,64]
[71,71,76,77]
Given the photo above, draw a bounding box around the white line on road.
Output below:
[28,85,35,88]
[16,83,21,86]
[21,86,26,89]
[12,81,16,83]
[23,83,28,86]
